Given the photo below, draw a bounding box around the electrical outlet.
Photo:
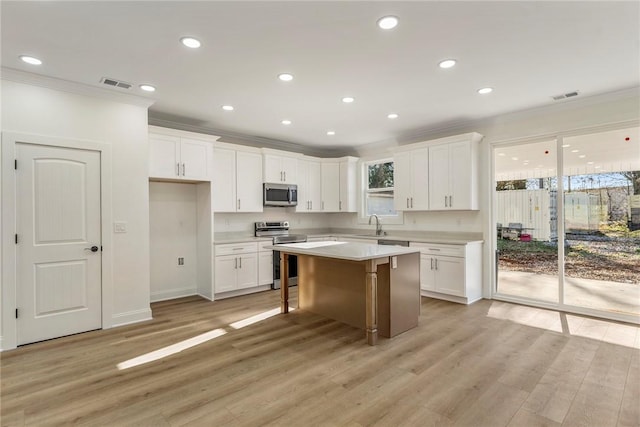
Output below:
[114,222,127,233]
[178,257,184,266]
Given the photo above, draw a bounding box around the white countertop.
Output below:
[265,241,420,261]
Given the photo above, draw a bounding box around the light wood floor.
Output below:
[2,290,639,427]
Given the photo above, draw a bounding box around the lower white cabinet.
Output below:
[258,241,274,286]
[214,242,259,293]
[411,241,482,304]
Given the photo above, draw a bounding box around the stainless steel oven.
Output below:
[254,221,307,289]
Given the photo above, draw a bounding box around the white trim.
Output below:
[1,67,155,109]
[111,308,153,328]
[1,132,114,350]
[148,125,220,143]
[357,157,404,225]
[214,285,272,300]
[150,288,197,303]
[420,291,482,305]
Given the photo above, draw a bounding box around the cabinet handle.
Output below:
[406,198,409,208]
[234,258,237,269]
[309,201,312,210]
[238,199,241,210]
[430,258,433,270]
[444,195,448,207]
[435,259,438,270]
[449,195,452,207]
[239,257,242,268]
[182,163,186,176]
[176,163,180,176]
[322,201,325,210]
[339,201,342,211]
[411,197,413,208]
[284,171,286,181]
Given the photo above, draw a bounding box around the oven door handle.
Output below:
[287,188,292,204]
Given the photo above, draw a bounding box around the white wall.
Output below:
[214,208,331,234]
[149,182,198,302]
[1,79,152,349]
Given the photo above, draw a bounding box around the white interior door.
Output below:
[16,143,102,345]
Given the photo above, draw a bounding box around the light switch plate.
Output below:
[114,222,127,233]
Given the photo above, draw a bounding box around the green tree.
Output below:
[622,171,640,194]
[496,180,527,191]
[368,162,394,189]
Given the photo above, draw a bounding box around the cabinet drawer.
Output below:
[410,242,464,257]
[258,240,274,252]
[215,242,258,256]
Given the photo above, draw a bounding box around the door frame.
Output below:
[1,132,113,350]
[488,120,640,325]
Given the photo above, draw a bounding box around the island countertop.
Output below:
[265,241,419,261]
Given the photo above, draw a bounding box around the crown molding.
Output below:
[1,67,155,108]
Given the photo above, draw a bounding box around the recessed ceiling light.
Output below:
[511,157,518,161]
[20,55,42,65]
[278,73,294,82]
[327,131,335,136]
[281,120,292,125]
[377,16,398,30]
[571,149,579,153]
[439,59,456,69]
[497,153,506,157]
[139,84,156,92]
[562,144,571,148]
[387,113,399,119]
[180,37,201,48]
[342,97,355,103]
[478,87,493,95]
[523,162,529,165]
[587,161,594,165]
[579,154,586,158]
[222,105,234,111]
[595,165,601,169]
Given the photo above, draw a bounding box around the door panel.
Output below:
[16,143,102,345]
[449,141,471,209]
[149,134,179,179]
[180,138,210,180]
[428,144,449,210]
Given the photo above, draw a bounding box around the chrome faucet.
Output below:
[368,214,383,236]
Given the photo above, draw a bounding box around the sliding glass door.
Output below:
[494,126,640,321]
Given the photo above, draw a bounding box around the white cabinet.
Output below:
[258,241,274,286]
[296,158,322,212]
[411,241,482,304]
[212,147,263,213]
[393,148,429,211]
[321,162,340,212]
[428,139,478,210]
[338,158,358,212]
[214,242,259,294]
[264,154,298,184]
[149,134,212,181]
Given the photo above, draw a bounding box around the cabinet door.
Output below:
[236,253,258,289]
[214,255,237,293]
[339,160,357,212]
[212,148,237,212]
[149,134,180,179]
[281,156,298,184]
[449,141,475,210]
[321,162,340,212]
[434,256,465,296]
[180,138,211,181]
[295,159,310,212]
[258,251,274,285]
[236,151,264,212]
[307,160,322,211]
[410,148,429,210]
[393,151,412,211]
[428,144,450,210]
[420,254,437,291]
[263,154,282,182]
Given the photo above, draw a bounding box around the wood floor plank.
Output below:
[1,290,637,427]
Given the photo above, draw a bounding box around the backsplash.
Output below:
[214,208,331,234]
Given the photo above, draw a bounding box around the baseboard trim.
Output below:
[111,308,153,328]
[421,290,480,305]
[215,285,272,300]
[151,287,197,303]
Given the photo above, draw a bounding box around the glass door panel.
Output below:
[562,127,640,316]
[495,139,558,303]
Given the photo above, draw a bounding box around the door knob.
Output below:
[85,245,99,252]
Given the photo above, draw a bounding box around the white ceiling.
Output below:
[2,1,639,150]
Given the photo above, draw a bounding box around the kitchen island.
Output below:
[266,241,420,345]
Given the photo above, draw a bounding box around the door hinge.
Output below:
[15,308,19,319]
[14,159,18,170]
[15,234,18,244]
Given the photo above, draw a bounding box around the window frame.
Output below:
[358,157,404,225]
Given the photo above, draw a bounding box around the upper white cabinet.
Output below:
[212,146,263,213]
[263,152,298,184]
[296,158,322,212]
[149,133,213,181]
[428,137,480,210]
[393,148,429,211]
[338,158,358,212]
[321,162,340,212]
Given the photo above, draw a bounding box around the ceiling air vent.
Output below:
[552,90,579,101]
[100,77,132,90]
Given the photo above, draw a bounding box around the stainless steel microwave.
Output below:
[263,183,298,207]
